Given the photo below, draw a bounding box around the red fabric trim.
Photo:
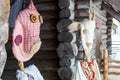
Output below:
[80,60,95,80]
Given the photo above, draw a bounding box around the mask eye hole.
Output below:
[83,29,87,34]
[30,14,38,23]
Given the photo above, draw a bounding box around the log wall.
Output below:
[2,0,60,80]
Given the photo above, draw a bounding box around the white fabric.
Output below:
[16,64,44,80]
[94,60,101,80]
[70,60,88,80]
[77,61,87,80]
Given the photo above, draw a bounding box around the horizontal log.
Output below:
[75,9,88,18]
[41,19,57,30]
[107,31,111,34]
[58,31,73,42]
[95,9,107,22]
[101,34,107,39]
[107,33,111,36]
[40,30,57,39]
[40,41,58,50]
[96,59,103,62]
[107,29,112,32]
[107,38,111,42]
[106,21,113,25]
[76,1,89,9]
[107,17,113,20]
[25,0,57,3]
[40,11,59,20]
[93,0,102,4]
[95,17,106,25]
[100,44,107,50]
[58,0,75,10]
[109,59,120,63]
[101,25,107,30]
[57,19,72,32]
[57,42,74,59]
[106,24,112,28]
[76,0,102,9]
[36,2,59,12]
[108,65,120,68]
[101,30,107,34]
[41,72,60,80]
[74,17,88,22]
[59,9,70,18]
[59,9,72,19]
[101,39,107,44]
[108,72,120,75]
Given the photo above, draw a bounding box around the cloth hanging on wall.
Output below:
[16,64,44,80]
[9,0,25,28]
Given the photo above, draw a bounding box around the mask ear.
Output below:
[67,22,80,31]
[28,0,37,11]
[96,22,101,27]
[91,9,95,20]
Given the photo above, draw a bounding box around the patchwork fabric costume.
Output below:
[16,64,44,80]
[12,0,43,62]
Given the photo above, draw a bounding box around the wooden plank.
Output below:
[102,2,120,22]
[103,0,120,13]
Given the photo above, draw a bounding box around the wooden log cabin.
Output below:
[1,0,120,80]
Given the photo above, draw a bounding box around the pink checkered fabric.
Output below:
[12,0,42,62]
[17,9,40,53]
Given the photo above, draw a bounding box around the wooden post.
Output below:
[103,49,108,80]
[18,61,24,71]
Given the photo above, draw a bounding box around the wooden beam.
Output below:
[103,0,120,12]
[103,49,108,80]
[102,3,120,22]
